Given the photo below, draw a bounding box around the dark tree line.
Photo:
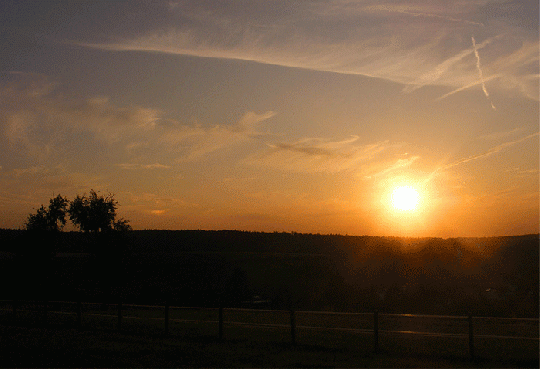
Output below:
[26,190,131,232]
[21,191,132,303]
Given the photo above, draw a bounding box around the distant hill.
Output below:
[0,229,537,316]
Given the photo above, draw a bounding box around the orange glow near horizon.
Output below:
[370,175,436,236]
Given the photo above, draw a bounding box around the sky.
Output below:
[0,0,538,237]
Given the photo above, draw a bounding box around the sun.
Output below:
[391,186,419,211]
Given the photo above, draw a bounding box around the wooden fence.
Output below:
[1,300,538,361]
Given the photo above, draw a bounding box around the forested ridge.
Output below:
[0,229,537,317]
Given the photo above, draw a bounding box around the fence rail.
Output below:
[1,299,538,361]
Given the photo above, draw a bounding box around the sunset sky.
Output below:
[1,0,538,237]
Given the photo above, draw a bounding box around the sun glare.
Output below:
[391,186,419,211]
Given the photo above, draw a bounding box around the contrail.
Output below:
[443,132,539,170]
[472,36,496,110]
[396,9,485,27]
[371,6,485,27]
[420,132,539,185]
[435,74,500,101]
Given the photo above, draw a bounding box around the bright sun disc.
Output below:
[391,186,419,211]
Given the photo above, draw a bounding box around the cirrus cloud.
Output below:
[80,1,538,101]
[245,135,412,176]
[0,73,276,170]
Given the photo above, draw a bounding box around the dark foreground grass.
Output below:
[1,324,537,368]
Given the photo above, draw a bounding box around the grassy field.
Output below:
[1,301,538,367]
[1,324,538,368]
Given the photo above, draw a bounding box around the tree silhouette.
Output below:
[25,194,69,232]
[68,190,131,232]
[25,190,131,233]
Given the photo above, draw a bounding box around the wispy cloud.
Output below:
[363,156,420,179]
[0,76,163,164]
[116,163,171,170]
[405,35,498,94]
[165,111,276,162]
[0,73,276,169]
[505,167,539,178]
[479,127,525,141]
[245,135,405,174]
[78,1,538,100]
[367,3,485,27]
[267,142,334,157]
[0,163,108,210]
[0,73,282,225]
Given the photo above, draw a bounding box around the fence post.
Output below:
[43,299,48,326]
[76,300,82,329]
[290,309,296,346]
[374,310,379,353]
[12,299,17,325]
[219,306,224,340]
[117,301,122,331]
[164,301,169,335]
[468,313,474,360]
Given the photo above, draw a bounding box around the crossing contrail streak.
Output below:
[435,75,500,101]
[472,36,496,110]
[394,9,485,27]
